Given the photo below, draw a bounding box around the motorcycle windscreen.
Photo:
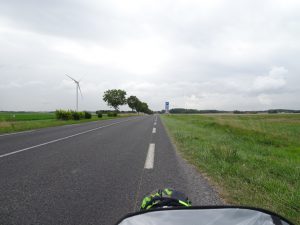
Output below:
[118,208,289,225]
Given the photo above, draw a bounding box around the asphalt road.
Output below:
[0,115,222,225]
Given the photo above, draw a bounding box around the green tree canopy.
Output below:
[140,102,148,113]
[135,100,143,113]
[127,95,140,112]
[103,89,127,111]
[136,101,150,114]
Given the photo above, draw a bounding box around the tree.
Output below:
[135,101,148,113]
[103,89,127,111]
[135,100,143,113]
[140,102,149,113]
[127,95,139,112]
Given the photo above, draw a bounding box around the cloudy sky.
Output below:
[0,0,299,111]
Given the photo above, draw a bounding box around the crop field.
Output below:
[161,114,300,224]
[0,112,132,134]
[0,112,55,121]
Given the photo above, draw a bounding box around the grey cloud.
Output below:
[0,0,300,111]
[252,67,287,92]
[0,0,151,45]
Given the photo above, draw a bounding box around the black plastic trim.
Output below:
[114,205,295,225]
[271,214,283,225]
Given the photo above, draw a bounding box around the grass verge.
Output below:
[0,113,135,134]
[161,114,300,224]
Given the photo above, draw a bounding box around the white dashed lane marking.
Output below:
[144,143,155,169]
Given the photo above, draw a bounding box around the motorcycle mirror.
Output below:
[116,206,294,225]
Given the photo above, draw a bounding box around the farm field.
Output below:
[161,114,300,224]
[0,112,134,134]
[0,112,55,121]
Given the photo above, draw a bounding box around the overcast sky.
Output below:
[0,0,299,111]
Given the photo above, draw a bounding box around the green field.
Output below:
[0,112,55,121]
[161,114,300,224]
[0,112,133,134]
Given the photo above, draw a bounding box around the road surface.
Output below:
[0,115,222,225]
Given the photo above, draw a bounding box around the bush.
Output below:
[55,110,63,119]
[55,109,72,120]
[84,111,92,119]
[71,111,81,120]
[107,112,117,117]
[96,110,103,118]
[55,109,85,120]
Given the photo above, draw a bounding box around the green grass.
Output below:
[161,114,300,224]
[0,112,55,121]
[0,112,135,134]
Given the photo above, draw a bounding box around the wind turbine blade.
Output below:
[66,74,78,83]
[78,83,83,98]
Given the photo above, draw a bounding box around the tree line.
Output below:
[103,89,153,114]
[169,108,300,114]
[169,108,227,114]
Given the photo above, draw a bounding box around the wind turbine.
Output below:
[66,75,82,111]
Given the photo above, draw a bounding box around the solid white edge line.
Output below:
[0,117,119,137]
[144,143,155,169]
[0,118,137,159]
[0,130,36,137]
[152,128,156,133]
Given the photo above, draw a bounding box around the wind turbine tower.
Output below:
[66,75,82,111]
